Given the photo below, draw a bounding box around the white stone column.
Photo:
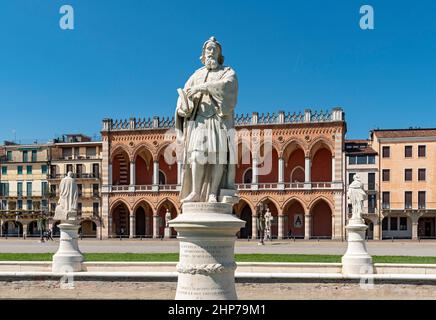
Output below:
[153,161,159,185]
[252,158,258,191]
[22,223,28,239]
[304,157,312,188]
[96,221,101,240]
[177,160,183,185]
[129,214,135,239]
[304,215,311,240]
[278,157,284,183]
[108,216,112,238]
[130,162,136,186]
[373,220,381,240]
[251,215,257,239]
[108,163,113,185]
[153,215,159,238]
[412,218,419,241]
[278,215,284,239]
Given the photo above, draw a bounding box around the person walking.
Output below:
[47,228,54,241]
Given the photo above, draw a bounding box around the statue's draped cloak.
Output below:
[175,65,238,202]
[58,176,78,212]
[347,180,366,215]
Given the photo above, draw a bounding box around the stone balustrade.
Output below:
[102,108,343,131]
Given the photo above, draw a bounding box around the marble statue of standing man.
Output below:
[347,174,367,221]
[54,171,79,222]
[175,36,238,203]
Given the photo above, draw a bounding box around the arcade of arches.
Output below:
[102,117,345,240]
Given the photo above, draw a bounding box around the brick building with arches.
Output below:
[100,108,346,240]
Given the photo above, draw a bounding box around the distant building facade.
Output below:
[345,139,380,239]
[372,129,436,240]
[100,108,347,240]
[48,134,102,238]
[0,142,50,237]
[1,113,435,242]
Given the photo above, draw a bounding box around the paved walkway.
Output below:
[0,239,436,256]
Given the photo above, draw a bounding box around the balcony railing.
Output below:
[381,202,436,211]
[48,173,100,179]
[50,191,100,198]
[109,182,343,193]
[159,184,178,191]
[2,192,49,198]
[112,185,130,192]
[52,155,101,160]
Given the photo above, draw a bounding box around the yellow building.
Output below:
[371,129,436,239]
[0,142,50,238]
[48,134,103,239]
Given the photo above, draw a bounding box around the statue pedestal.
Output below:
[164,227,172,238]
[52,223,84,273]
[169,202,245,300]
[342,219,373,275]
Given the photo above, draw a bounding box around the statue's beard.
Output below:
[205,57,219,70]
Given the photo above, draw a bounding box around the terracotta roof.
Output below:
[372,128,436,138]
[345,139,369,144]
[346,146,377,155]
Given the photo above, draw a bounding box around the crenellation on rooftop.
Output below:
[102,108,344,132]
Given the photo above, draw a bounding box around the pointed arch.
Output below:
[283,198,306,238]
[110,199,132,215]
[310,198,333,238]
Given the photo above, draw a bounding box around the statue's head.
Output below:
[353,173,360,181]
[67,171,73,178]
[200,36,224,69]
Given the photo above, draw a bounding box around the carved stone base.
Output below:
[169,202,245,300]
[52,223,84,273]
[164,227,172,238]
[342,219,373,275]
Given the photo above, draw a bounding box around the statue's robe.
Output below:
[54,176,78,220]
[347,180,367,216]
[175,65,238,202]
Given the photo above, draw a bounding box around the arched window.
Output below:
[243,168,252,184]
[159,170,166,185]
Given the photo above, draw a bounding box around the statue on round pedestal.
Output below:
[165,209,171,228]
[52,171,83,273]
[170,37,245,300]
[347,174,367,222]
[54,171,79,223]
[342,173,373,275]
[264,208,273,241]
[175,36,238,204]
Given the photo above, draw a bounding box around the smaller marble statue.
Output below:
[165,209,172,228]
[264,208,273,240]
[54,172,79,222]
[347,174,367,221]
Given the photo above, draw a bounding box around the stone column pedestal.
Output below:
[342,219,373,275]
[169,202,245,300]
[164,227,172,238]
[52,223,84,273]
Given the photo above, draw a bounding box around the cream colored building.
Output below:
[371,129,436,240]
[345,139,380,239]
[48,134,103,239]
[0,142,50,237]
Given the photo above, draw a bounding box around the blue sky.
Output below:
[0,0,435,142]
